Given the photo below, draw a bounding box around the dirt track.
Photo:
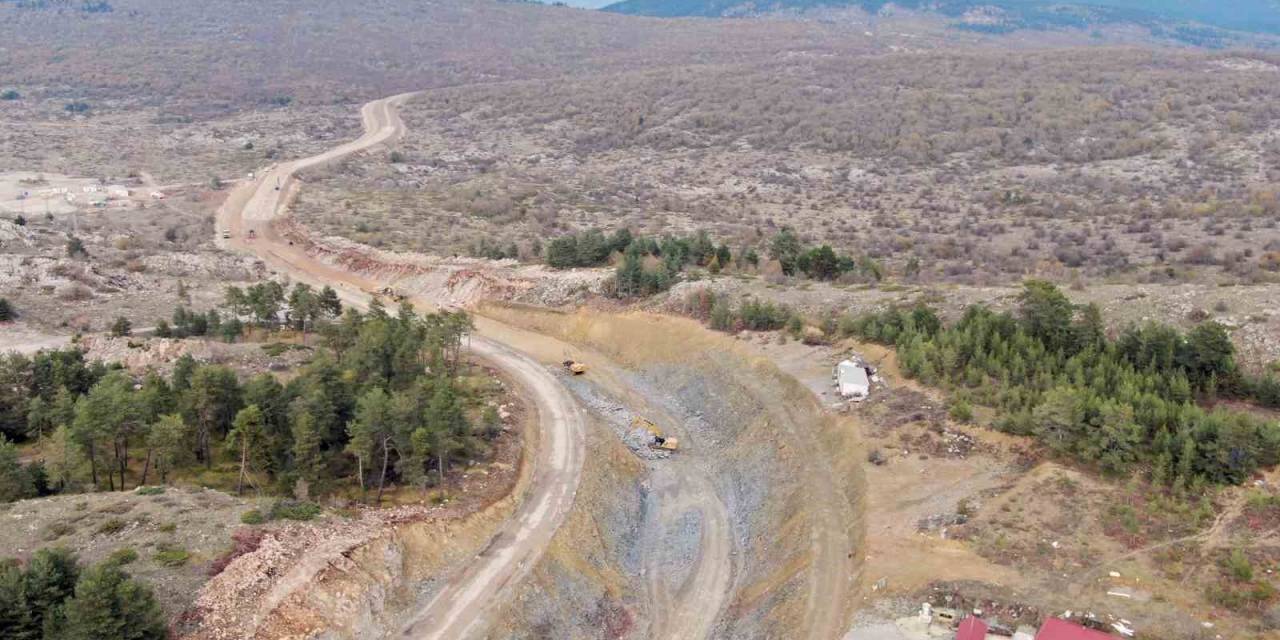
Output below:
[215,93,588,640]
[215,91,862,639]
[643,467,733,640]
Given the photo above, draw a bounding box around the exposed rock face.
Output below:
[479,307,866,639]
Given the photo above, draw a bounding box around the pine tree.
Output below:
[424,382,469,491]
[146,415,191,485]
[41,425,83,492]
[346,387,395,502]
[109,317,132,338]
[318,285,342,319]
[22,547,79,637]
[227,405,266,495]
[25,396,52,441]
[242,374,289,473]
[0,560,27,636]
[60,562,165,640]
[614,247,645,298]
[0,435,34,503]
[185,365,242,467]
[289,404,324,491]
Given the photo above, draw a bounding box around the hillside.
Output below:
[602,0,1280,46]
[0,0,864,114]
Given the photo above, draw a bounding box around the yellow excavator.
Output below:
[378,286,406,303]
[562,351,587,375]
[632,416,679,451]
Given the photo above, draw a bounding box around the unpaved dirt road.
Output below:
[643,467,733,640]
[215,93,587,640]
[216,90,860,640]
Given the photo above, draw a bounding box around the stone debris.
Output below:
[279,219,608,308]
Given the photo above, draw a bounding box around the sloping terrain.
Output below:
[0,0,871,113]
[602,0,1280,45]
[0,487,257,622]
[477,306,866,639]
[294,47,1280,290]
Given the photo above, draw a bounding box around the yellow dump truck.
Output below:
[632,416,678,451]
[378,287,406,303]
[562,360,587,375]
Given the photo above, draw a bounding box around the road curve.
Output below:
[215,93,586,640]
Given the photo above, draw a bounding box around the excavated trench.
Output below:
[215,305,865,640]
[477,306,867,639]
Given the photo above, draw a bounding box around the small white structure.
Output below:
[106,185,130,199]
[835,359,871,401]
[149,191,165,199]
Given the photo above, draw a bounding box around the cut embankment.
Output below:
[184,353,541,640]
[478,305,867,639]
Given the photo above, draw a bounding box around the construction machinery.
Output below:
[562,359,587,375]
[632,416,678,451]
[378,286,406,303]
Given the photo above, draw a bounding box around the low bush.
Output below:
[106,547,138,565]
[43,521,75,540]
[269,500,321,521]
[153,545,190,567]
[95,518,126,536]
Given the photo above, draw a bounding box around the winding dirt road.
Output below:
[215,90,859,640]
[214,93,586,640]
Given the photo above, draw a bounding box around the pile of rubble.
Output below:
[80,335,213,370]
[280,218,607,308]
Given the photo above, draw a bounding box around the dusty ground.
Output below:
[294,50,1280,289]
[0,487,260,621]
[1,349,530,636]
[180,354,529,639]
[475,305,863,639]
[0,85,361,340]
[0,168,266,338]
[210,86,1280,639]
[746,333,1280,639]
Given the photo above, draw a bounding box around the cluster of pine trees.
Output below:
[548,225,890,298]
[683,288,801,334]
[0,299,495,504]
[547,227,752,297]
[767,226,882,282]
[150,283,341,343]
[849,281,1280,488]
[0,547,166,640]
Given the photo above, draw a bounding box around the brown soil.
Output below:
[179,354,532,639]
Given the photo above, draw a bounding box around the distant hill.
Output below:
[602,0,1280,41]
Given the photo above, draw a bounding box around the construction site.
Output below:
[5,1,1280,639]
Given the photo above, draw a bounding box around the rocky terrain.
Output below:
[4,1,1280,638]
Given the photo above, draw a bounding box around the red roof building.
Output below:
[956,616,989,640]
[1035,618,1115,640]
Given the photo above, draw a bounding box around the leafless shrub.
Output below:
[59,283,93,301]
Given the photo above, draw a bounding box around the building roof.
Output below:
[836,360,869,388]
[957,616,989,640]
[1035,618,1114,640]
